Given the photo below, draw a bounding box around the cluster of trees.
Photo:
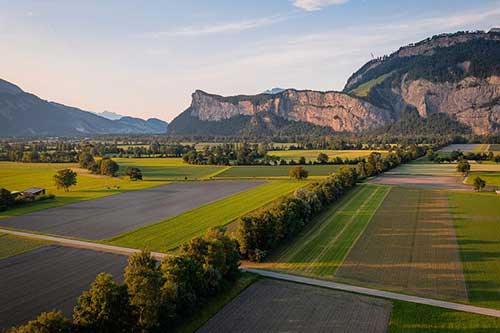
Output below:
[238,146,428,262]
[78,152,120,177]
[0,142,78,163]
[183,143,268,165]
[430,150,500,163]
[10,228,240,333]
[0,188,55,212]
[237,166,359,262]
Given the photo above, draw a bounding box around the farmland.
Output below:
[251,185,389,279]
[335,187,468,301]
[107,180,305,252]
[0,161,165,217]
[449,191,500,309]
[438,144,490,152]
[0,233,47,259]
[0,245,128,330]
[115,157,223,180]
[385,162,458,176]
[0,181,264,240]
[267,149,386,162]
[216,164,342,178]
[199,279,392,333]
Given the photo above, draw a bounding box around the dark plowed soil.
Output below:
[198,279,392,333]
[0,181,265,240]
[0,245,128,330]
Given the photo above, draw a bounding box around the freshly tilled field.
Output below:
[198,279,393,333]
[0,245,128,330]
[335,187,468,301]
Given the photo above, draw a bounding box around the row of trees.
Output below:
[182,143,268,165]
[238,146,428,262]
[10,228,240,333]
[430,150,500,163]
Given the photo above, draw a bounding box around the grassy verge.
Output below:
[389,300,500,332]
[0,233,48,259]
[106,181,306,252]
[250,184,389,279]
[174,272,260,333]
[449,191,500,309]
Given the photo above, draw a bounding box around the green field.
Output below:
[115,158,223,180]
[216,165,342,178]
[350,72,394,97]
[466,171,500,187]
[0,162,165,217]
[107,181,305,252]
[449,192,500,309]
[254,184,389,279]
[267,149,386,162]
[389,300,500,332]
[0,233,48,259]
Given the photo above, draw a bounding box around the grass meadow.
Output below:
[249,184,390,279]
[267,149,386,162]
[0,162,165,217]
[449,191,500,309]
[216,164,342,179]
[0,233,48,259]
[107,181,306,252]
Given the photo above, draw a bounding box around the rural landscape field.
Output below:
[2,1,500,332]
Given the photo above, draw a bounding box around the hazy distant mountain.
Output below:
[94,110,124,120]
[262,88,286,94]
[169,29,500,136]
[0,78,168,137]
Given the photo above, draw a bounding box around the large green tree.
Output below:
[124,251,164,330]
[289,166,309,180]
[53,169,77,192]
[473,176,486,191]
[73,273,134,333]
[99,158,119,177]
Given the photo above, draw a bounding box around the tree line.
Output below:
[10,228,239,333]
[237,145,428,262]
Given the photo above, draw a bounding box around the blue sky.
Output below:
[1,0,499,121]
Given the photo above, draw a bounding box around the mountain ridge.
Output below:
[169,29,500,136]
[0,79,168,137]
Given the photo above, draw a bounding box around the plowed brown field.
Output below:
[198,279,392,333]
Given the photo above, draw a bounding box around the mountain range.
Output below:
[0,79,167,137]
[169,29,500,136]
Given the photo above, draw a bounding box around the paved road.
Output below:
[0,180,265,240]
[0,228,169,260]
[243,268,500,318]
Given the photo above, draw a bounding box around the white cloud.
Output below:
[142,15,287,38]
[292,0,350,11]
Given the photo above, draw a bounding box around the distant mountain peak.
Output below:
[94,110,124,120]
[263,88,286,94]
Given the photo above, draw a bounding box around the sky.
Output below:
[1,0,500,122]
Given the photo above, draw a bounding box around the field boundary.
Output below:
[243,268,500,318]
[0,228,170,259]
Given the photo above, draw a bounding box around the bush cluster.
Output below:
[0,188,55,212]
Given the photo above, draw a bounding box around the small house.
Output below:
[22,188,46,197]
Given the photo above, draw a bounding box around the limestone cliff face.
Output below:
[396,75,500,135]
[189,89,391,132]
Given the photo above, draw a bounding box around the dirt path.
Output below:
[0,228,169,259]
[243,268,500,318]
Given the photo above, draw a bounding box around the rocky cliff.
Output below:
[169,29,500,136]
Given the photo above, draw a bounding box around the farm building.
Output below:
[22,188,46,197]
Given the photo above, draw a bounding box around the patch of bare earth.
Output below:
[335,187,468,301]
[198,279,392,333]
[369,174,471,191]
